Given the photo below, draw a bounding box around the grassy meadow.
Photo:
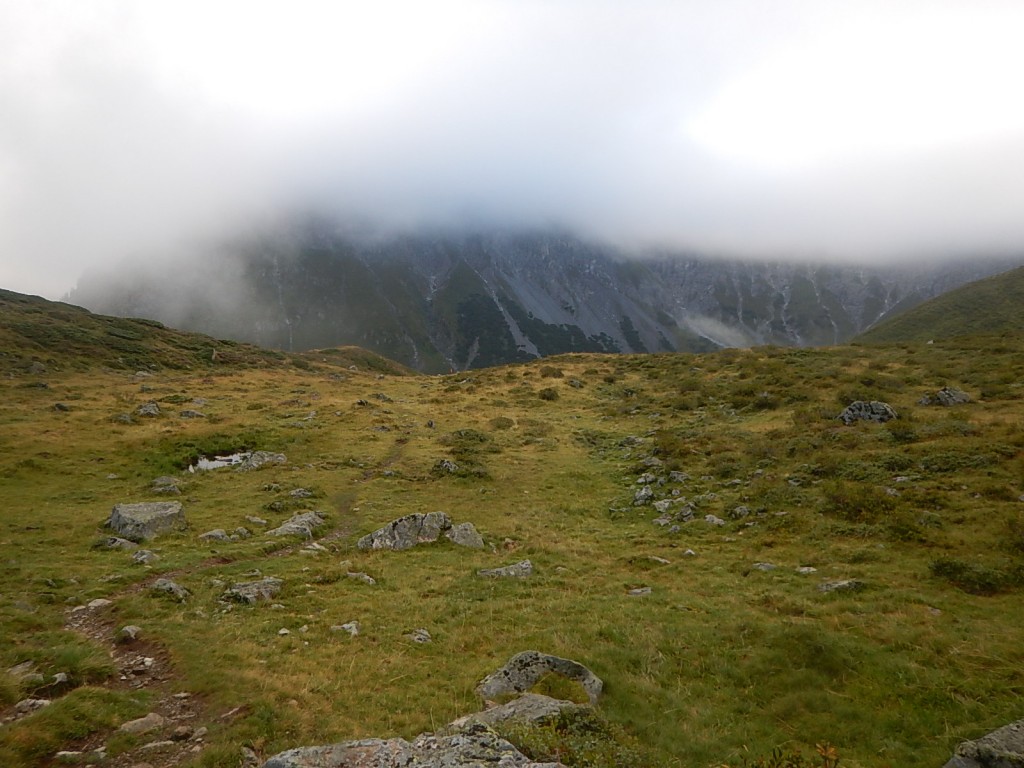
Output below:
[1,323,1023,767]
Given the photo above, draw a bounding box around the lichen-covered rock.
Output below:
[236,451,287,472]
[223,577,283,604]
[151,476,181,494]
[837,400,898,425]
[261,723,564,767]
[920,387,972,407]
[357,512,452,551]
[151,578,190,601]
[943,718,1024,768]
[477,560,533,579]
[135,402,161,417]
[108,502,186,542]
[446,522,484,549]
[447,693,582,732]
[476,651,603,706]
[267,512,325,539]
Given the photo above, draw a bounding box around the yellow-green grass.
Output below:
[1,336,1023,767]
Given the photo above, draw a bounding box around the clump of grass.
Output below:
[496,708,652,768]
[929,557,1024,595]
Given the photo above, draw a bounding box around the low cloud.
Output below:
[3,1,1024,299]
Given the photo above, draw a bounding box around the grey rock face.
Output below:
[477,560,533,579]
[633,485,654,506]
[837,400,898,425]
[447,693,581,732]
[445,522,484,549]
[236,451,287,472]
[223,577,283,604]
[357,512,453,551]
[476,650,603,706]
[118,712,167,735]
[199,529,230,542]
[135,402,161,417]
[108,502,186,542]
[261,724,564,768]
[943,718,1024,768]
[151,578,190,601]
[267,511,325,539]
[920,387,972,407]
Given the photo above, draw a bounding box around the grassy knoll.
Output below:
[1,321,1023,766]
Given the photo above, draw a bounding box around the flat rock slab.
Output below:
[357,512,452,551]
[476,651,603,706]
[446,522,484,549]
[223,577,283,604]
[477,560,533,579]
[267,512,325,539]
[108,502,186,542]
[944,718,1024,768]
[151,578,190,602]
[447,693,582,732]
[236,451,287,472]
[261,725,564,768]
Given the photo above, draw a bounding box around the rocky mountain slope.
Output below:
[856,265,1024,343]
[68,224,1022,372]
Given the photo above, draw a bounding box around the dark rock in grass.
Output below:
[837,400,898,425]
[943,718,1024,768]
[53,402,71,412]
[633,485,654,505]
[266,511,325,539]
[261,723,560,768]
[96,536,139,551]
[118,625,142,642]
[433,458,459,475]
[151,578,190,602]
[151,476,181,494]
[446,522,484,549]
[357,512,452,551]
[108,501,186,542]
[477,560,533,579]
[15,698,51,716]
[235,451,286,472]
[199,529,230,542]
[818,579,865,593]
[920,387,972,407]
[136,402,161,417]
[405,628,432,644]
[223,577,283,604]
[178,409,206,418]
[476,650,603,706]
[132,549,159,565]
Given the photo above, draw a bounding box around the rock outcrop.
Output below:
[920,387,972,406]
[943,718,1024,768]
[476,651,603,706]
[107,502,186,542]
[837,400,898,425]
[236,451,287,472]
[223,577,283,604]
[267,512,325,539]
[357,512,452,551]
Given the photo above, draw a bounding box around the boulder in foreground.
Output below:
[107,501,186,542]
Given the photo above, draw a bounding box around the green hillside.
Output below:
[857,266,1024,343]
[1,288,1023,768]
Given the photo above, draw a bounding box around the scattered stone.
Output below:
[433,459,459,474]
[290,488,314,498]
[87,598,114,610]
[52,672,69,685]
[448,693,582,731]
[446,522,485,549]
[235,451,287,472]
[118,712,167,735]
[132,549,159,565]
[15,698,51,715]
[920,387,972,407]
[633,485,654,506]
[704,514,726,526]
[113,413,134,424]
[172,725,195,741]
[476,650,603,705]
[796,566,818,575]
[668,471,690,483]
[729,505,751,520]
[628,587,652,596]
[179,409,206,419]
[636,472,658,485]
[648,556,671,564]
[278,628,291,636]
[108,501,186,542]
[246,515,268,526]
[53,402,71,412]
[135,402,161,417]
[331,622,360,637]
[199,529,230,542]
[151,578,190,601]
[818,579,865,593]
[98,536,140,551]
[223,577,283,604]
[943,717,1024,768]
[261,723,558,768]
[406,628,432,644]
[7,660,41,683]
[346,572,377,586]
[837,400,898,425]
[477,560,533,579]
[752,563,777,571]
[119,625,142,642]
[267,511,325,539]
[140,740,176,751]
[683,549,697,557]
[357,512,453,551]
[151,476,181,495]
[54,751,84,761]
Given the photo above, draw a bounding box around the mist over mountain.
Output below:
[68,222,1022,373]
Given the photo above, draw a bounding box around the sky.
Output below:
[2,0,1024,299]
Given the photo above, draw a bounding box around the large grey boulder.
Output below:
[476,651,603,706]
[357,512,452,551]
[920,387,972,407]
[261,724,564,768]
[108,502,186,542]
[837,400,898,425]
[223,577,283,604]
[944,718,1024,768]
[267,512,325,539]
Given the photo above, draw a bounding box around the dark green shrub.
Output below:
[539,388,560,401]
